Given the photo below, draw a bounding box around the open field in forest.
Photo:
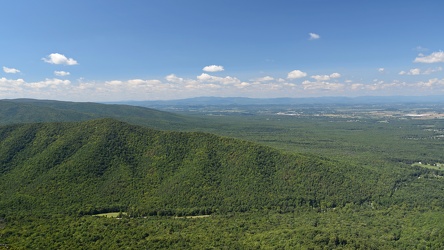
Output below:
[93,212,127,218]
[412,162,444,171]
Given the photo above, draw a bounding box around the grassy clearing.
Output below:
[412,162,444,171]
[93,212,127,218]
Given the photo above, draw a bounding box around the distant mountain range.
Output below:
[108,95,444,107]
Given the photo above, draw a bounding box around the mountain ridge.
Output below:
[0,118,386,217]
[0,99,205,131]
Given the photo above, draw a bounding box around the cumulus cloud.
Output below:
[311,73,341,81]
[202,65,224,72]
[255,76,274,82]
[165,74,184,83]
[311,75,330,81]
[414,51,444,63]
[197,73,241,85]
[415,78,442,88]
[0,77,25,88]
[423,67,443,75]
[409,68,421,75]
[28,78,71,89]
[3,64,444,101]
[287,70,307,79]
[309,33,320,40]
[106,79,162,88]
[54,71,70,76]
[3,66,20,74]
[399,67,442,75]
[378,68,385,73]
[301,80,345,91]
[42,53,78,65]
[399,68,421,75]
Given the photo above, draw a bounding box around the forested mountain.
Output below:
[0,118,393,217]
[1,111,444,248]
[0,99,201,131]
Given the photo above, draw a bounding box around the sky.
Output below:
[1,0,444,101]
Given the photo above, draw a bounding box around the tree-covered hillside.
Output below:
[1,118,444,248]
[0,118,395,217]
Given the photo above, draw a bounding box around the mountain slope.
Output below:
[0,99,203,130]
[0,119,384,216]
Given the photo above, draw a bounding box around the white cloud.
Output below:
[3,64,444,101]
[106,79,163,88]
[414,51,444,63]
[423,67,442,75]
[415,78,441,88]
[28,78,71,89]
[399,67,442,76]
[309,33,320,40]
[0,77,25,88]
[302,80,344,91]
[3,66,20,74]
[165,74,184,83]
[351,83,364,90]
[255,76,274,82]
[378,68,385,73]
[42,53,78,65]
[311,75,330,81]
[202,65,224,72]
[54,71,70,76]
[401,68,421,75]
[311,73,341,81]
[106,80,124,86]
[197,73,241,85]
[236,82,251,88]
[287,70,307,79]
[410,68,421,75]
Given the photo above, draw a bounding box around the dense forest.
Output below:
[0,118,386,216]
[1,100,444,248]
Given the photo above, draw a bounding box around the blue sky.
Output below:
[1,0,444,101]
